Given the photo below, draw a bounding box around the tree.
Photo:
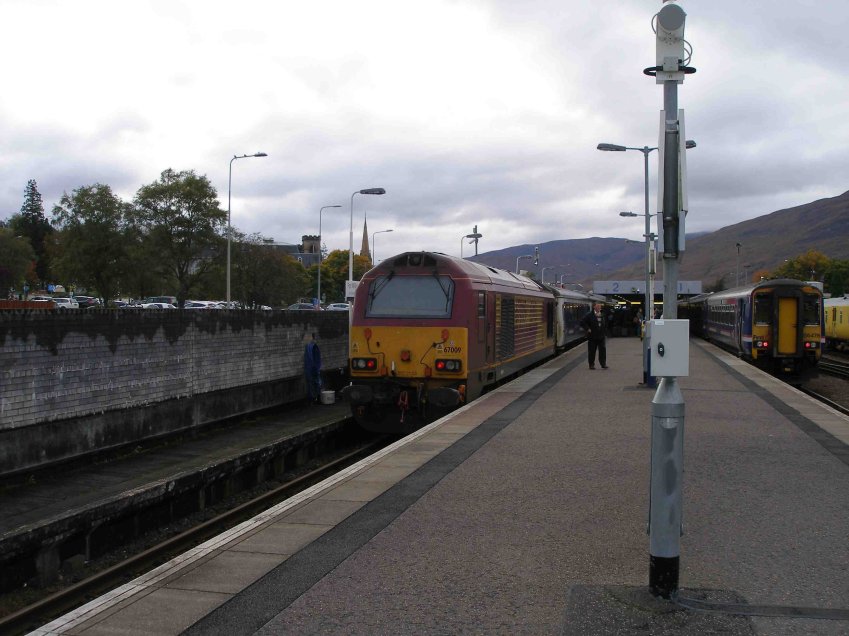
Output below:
[132,169,226,306]
[772,249,831,282]
[822,260,849,297]
[11,180,53,283]
[0,228,36,297]
[51,184,132,305]
[316,250,372,303]
[229,233,310,307]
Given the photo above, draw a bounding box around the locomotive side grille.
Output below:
[497,295,515,359]
[514,298,544,353]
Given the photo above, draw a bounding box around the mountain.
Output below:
[469,190,849,288]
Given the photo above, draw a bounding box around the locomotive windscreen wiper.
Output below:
[370,271,395,301]
[433,272,451,311]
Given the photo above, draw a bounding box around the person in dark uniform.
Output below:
[580,302,608,369]
[304,332,322,403]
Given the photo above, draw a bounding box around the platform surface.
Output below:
[32,337,849,635]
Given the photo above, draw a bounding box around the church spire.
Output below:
[361,212,371,262]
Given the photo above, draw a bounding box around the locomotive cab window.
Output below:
[753,295,772,325]
[803,295,820,325]
[366,275,455,318]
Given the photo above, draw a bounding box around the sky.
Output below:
[2,0,848,262]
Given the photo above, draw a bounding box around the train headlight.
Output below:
[351,357,378,371]
[434,359,462,372]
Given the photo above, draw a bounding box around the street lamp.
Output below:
[516,254,533,274]
[227,152,267,305]
[541,266,555,284]
[735,242,742,287]
[317,205,342,305]
[559,273,569,285]
[371,229,393,264]
[599,139,695,383]
[349,188,386,293]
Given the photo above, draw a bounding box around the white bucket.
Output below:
[320,390,335,405]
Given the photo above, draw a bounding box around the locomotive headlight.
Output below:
[434,359,462,372]
[352,357,378,371]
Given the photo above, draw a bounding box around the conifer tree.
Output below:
[14,180,53,282]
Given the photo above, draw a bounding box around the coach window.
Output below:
[753,295,772,325]
[366,275,455,318]
[802,295,820,325]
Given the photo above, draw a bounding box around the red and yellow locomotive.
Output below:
[344,251,557,433]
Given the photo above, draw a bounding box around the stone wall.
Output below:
[0,309,349,476]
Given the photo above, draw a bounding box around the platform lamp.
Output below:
[227,152,267,305]
[317,205,342,305]
[349,188,386,294]
[598,139,695,383]
[371,228,393,265]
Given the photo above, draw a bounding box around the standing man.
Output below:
[304,332,322,403]
[580,302,608,370]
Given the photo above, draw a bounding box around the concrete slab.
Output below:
[227,522,331,555]
[72,587,229,636]
[163,550,282,594]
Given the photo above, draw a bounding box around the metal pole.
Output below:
[642,149,653,385]
[227,157,234,305]
[318,205,341,304]
[226,152,266,306]
[649,1,689,600]
[349,191,357,284]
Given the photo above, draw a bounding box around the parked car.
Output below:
[326,302,351,311]
[53,297,79,309]
[143,296,178,305]
[140,302,176,309]
[74,296,99,308]
[29,295,54,303]
[184,300,219,309]
[287,302,321,310]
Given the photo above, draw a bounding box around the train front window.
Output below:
[753,295,772,325]
[803,295,820,325]
[366,275,454,318]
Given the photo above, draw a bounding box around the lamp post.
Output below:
[349,188,386,294]
[371,229,393,264]
[599,139,695,383]
[735,242,742,287]
[516,254,533,273]
[541,266,555,284]
[227,152,267,305]
[559,273,569,286]
[317,205,342,305]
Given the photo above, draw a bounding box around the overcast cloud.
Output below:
[2,0,847,259]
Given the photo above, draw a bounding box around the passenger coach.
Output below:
[681,279,823,381]
[344,251,575,433]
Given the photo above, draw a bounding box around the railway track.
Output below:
[818,357,849,379]
[0,436,389,636]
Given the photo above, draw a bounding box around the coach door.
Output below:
[777,296,798,355]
